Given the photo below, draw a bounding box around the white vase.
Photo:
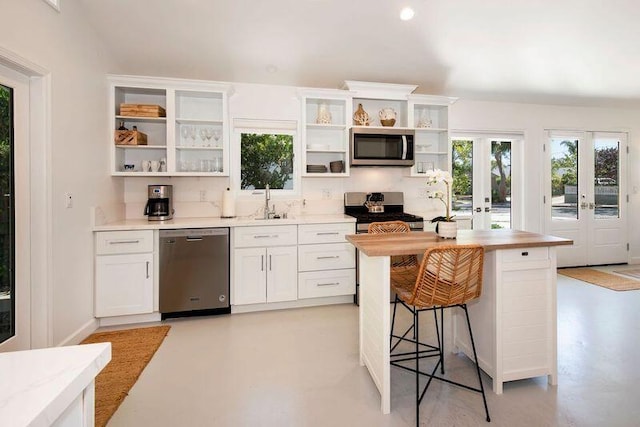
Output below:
[436,221,457,239]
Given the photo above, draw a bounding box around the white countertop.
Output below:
[0,343,111,427]
[93,214,356,231]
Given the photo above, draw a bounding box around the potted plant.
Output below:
[426,169,457,239]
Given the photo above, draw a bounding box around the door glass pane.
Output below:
[452,139,473,217]
[0,84,14,344]
[593,138,619,219]
[491,141,511,229]
[551,138,579,219]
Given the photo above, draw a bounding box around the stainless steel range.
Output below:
[344,192,424,233]
[345,191,424,305]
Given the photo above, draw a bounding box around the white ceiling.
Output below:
[79,0,640,108]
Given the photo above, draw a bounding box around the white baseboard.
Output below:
[98,312,162,327]
[231,295,353,314]
[57,318,99,347]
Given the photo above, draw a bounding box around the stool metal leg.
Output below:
[390,294,399,348]
[462,304,491,423]
[415,307,420,427]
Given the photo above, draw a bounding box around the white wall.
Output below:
[1,0,121,345]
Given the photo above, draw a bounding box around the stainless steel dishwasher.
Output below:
[159,228,230,319]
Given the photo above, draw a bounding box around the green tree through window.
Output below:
[240,133,294,190]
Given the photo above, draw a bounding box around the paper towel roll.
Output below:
[221,188,235,218]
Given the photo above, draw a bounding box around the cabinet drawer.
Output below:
[298,223,355,244]
[298,243,355,272]
[298,269,355,299]
[234,225,297,248]
[502,247,549,263]
[95,230,154,255]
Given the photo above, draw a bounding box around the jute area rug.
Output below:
[558,267,640,291]
[80,325,171,427]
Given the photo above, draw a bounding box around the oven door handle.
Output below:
[401,135,407,160]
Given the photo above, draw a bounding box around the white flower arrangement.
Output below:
[425,169,454,222]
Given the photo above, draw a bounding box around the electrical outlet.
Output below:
[199,190,206,202]
[322,189,331,200]
[64,192,73,208]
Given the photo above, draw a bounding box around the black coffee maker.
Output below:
[144,185,174,221]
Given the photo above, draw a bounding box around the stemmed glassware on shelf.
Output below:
[213,130,221,147]
[199,128,207,147]
[204,128,213,147]
[188,126,197,147]
[180,126,190,146]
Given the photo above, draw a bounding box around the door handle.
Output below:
[475,207,482,212]
[580,202,588,209]
[589,202,595,209]
[484,207,491,212]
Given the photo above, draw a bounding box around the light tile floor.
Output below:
[108,272,640,426]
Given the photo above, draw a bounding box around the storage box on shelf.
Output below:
[297,223,356,299]
[299,89,352,177]
[108,75,231,176]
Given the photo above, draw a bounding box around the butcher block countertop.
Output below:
[346,229,573,256]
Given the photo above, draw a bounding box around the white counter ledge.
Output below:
[92,214,356,231]
[0,343,111,427]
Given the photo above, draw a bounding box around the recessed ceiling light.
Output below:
[400,7,415,21]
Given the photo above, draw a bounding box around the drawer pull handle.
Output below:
[317,256,339,260]
[254,235,275,239]
[316,232,339,236]
[521,251,529,256]
[317,282,339,287]
[109,239,140,245]
[146,261,150,279]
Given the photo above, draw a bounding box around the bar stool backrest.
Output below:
[409,244,484,308]
[367,221,419,269]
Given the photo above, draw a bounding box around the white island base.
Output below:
[347,229,571,414]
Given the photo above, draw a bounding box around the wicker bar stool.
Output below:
[390,244,490,425]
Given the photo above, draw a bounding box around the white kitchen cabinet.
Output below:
[94,230,154,317]
[108,75,232,176]
[233,225,298,306]
[299,88,352,177]
[408,94,457,176]
[297,223,356,299]
[233,246,297,305]
[453,247,557,394]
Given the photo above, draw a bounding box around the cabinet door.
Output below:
[233,247,267,305]
[266,246,298,303]
[95,253,153,317]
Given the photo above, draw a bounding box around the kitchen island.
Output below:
[346,229,572,414]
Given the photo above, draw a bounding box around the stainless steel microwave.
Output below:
[350,127,415,167]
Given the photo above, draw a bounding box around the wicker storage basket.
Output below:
[114,130,148,145]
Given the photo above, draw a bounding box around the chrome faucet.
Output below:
[264,184,272,219]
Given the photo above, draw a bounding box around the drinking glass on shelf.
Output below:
[213,157,221,172]
[189,126,197,147]
[205,128,213,146]
[212,130,221,147]
[199,128,207,147]
[180,126,189,146]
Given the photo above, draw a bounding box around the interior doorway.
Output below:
[545,130,628,267]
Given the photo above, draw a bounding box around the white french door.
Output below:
[451,133,522,230]
[0,63,30,352]
[546,130,627,267]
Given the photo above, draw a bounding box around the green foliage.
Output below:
[491,223,503,229]
[452,140,472,197]
[0,86,11,294]
[240,133,294,190]
[551,139,577,196]
[491,141,511,203]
